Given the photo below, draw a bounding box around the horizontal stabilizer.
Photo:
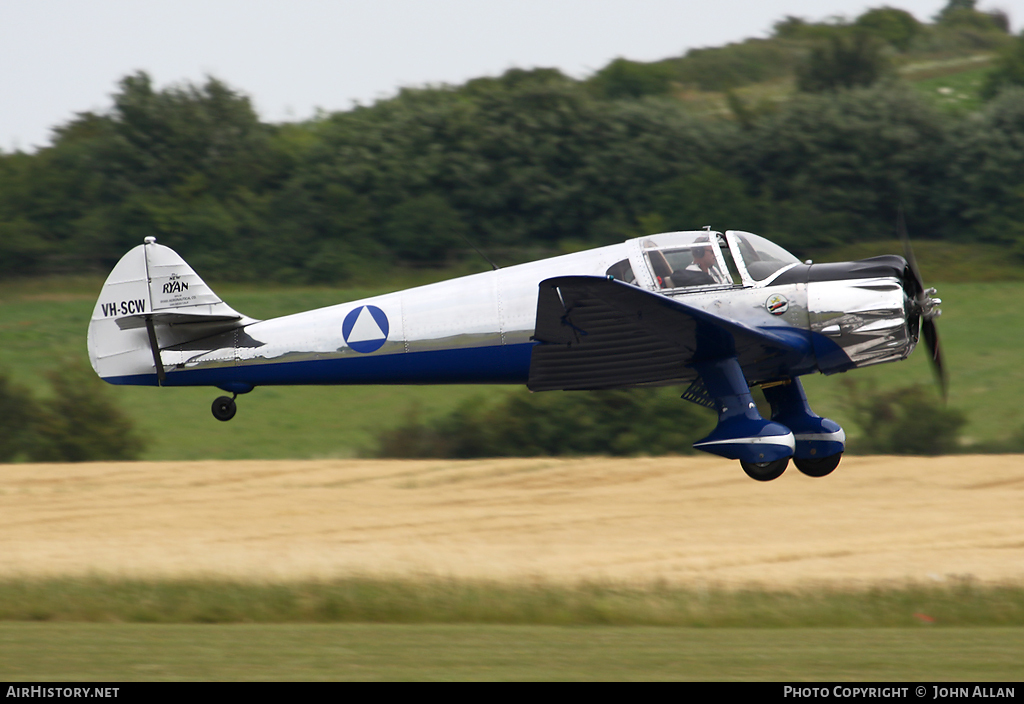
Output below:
[114,312,242,330]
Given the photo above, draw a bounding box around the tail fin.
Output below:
[88,237,252,385]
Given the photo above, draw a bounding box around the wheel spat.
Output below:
[897,207,946,399]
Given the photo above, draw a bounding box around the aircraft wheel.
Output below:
[794,453,842,478]
[740,458,789,482]
[212,396,237,422]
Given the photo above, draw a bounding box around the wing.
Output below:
[527,276,811,391]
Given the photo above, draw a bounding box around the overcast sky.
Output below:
[0,0,1015,152]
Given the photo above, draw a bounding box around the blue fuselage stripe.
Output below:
[104,343,536,388]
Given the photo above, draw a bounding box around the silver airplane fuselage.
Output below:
[89,230,918,395]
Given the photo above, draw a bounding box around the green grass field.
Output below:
[1,578,1022,681]
[904,56,993,115]
[2,246,1024,459]
[4,578,1023,627]
[1,623,1020,681]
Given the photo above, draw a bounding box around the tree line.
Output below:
[0,364,144,462]
[2,4,1024,283]
[372,381,970,459]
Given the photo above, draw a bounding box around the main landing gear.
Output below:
[212,395,237,422]
[689,359,846,481]
[763,379,845,479]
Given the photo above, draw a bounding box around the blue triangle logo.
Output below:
[342,305,390,353]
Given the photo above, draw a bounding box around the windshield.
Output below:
[727,231,800,282]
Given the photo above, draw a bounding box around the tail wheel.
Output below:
[794,453,842,477]
[212,396,237,422]
[740,458,789,482]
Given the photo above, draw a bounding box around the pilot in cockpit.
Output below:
[675,239,729,287]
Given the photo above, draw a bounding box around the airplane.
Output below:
[87,227,943,481]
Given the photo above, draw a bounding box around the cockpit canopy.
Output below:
[606,230,801,291]
[640,231,732,289]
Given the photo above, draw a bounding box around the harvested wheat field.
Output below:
[1,455,1022,588]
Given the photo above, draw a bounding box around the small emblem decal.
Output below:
[342,305,389,353]
[765,294,789,316]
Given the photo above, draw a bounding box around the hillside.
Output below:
[1,3,1022,285]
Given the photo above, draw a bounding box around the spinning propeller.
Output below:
[897,207,946,399]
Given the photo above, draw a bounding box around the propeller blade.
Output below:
[922,318,947,400]
[897,205,946,399]
[897,205,925,295]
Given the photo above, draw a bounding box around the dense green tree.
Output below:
[0,371,40,461]
[987,10,1011,34]
[375,388,714,458]
[846,382,966,454]
[772,15,848,41]
[0,133,102,272]
[383,194,467,264]
[934,0,977,21]
[0,364,144,463]
[855,6,922,51]
[647,167,768,234]
[462,67,575,95]
[981,33,1024,100]
[28,363,145,462]
[932,0,1012,46]
[933,0,1008,31]
[303,74,733,254]
[0,219,49,276]
[667,41,799,91]
[943,88,1024,246]
[586,58,675,99]
[796,33,892,93]
[0,72,291,277]
[98,72,276,196]
[738,86,951,245]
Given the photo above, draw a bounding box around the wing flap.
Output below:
[528,276,809,392]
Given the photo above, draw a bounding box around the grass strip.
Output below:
[4,623,1024,681]
[1,577,1023,627]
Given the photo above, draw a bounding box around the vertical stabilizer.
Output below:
[88,237,250,385]
[145,239,228,313]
